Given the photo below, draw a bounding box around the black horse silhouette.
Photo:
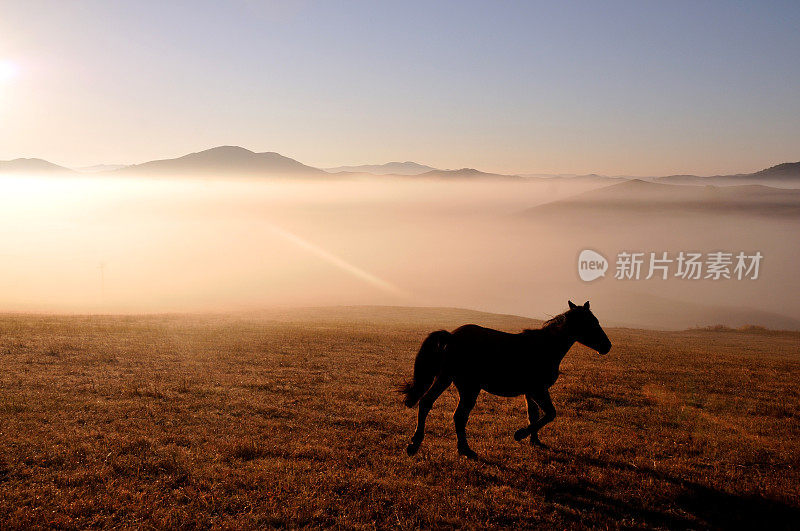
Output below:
[401,300,612,458]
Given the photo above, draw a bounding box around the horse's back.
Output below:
[445,324,539,395]
[451,324,517,342]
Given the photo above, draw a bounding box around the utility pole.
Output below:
[98,261,106,306]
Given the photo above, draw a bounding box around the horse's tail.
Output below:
[399,330,451,408]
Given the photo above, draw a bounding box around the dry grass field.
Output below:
[0,306,798,529]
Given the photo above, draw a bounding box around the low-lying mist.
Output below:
[1,173,797,330]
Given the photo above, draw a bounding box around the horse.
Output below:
[401,300,612,458]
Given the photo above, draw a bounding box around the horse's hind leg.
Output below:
[453,387,479,458]
[530,390,556,448]
[406,375,451,456]
[514,393,540,441]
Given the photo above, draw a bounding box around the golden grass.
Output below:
[0,307,798,528]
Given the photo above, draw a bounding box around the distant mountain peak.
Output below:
[197,145,254,154]
[176,146,257,160]
[0,158,73,174]
[116,146,325,177]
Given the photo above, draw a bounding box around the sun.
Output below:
[0,60,19,84]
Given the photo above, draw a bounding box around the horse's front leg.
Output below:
[513,392,540,441]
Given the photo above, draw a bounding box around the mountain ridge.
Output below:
[524,179,800,218]
[324,161,437,175]
[1,147,798,182]
[418,168,521,179]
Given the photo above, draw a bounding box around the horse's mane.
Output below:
[523,311,569,335]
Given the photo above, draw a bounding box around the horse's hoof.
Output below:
[458,446,478,460]
[530,437,549,449]
[513,428,529,441]
[406,443,420,456]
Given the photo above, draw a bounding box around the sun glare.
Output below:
[0,60,19,84]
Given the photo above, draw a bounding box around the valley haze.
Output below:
[1,146,798,331]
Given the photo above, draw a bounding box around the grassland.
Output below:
[0,307,798,529]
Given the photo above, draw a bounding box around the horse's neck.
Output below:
[542,324,576,365]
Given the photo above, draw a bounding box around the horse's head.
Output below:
[566,300,612,355]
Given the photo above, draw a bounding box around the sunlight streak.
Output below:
[266,223,411,299]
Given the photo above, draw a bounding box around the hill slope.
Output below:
[751,161,800,179]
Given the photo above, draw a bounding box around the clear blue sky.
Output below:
[1,0,798,175]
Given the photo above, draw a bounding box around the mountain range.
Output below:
[654,162,800,185]
[324,161,436,175]
[416,168,521,180]
[0,146,797,183]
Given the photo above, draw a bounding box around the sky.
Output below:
[1,0,799,175]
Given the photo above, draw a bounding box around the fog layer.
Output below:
[1,174,797,329]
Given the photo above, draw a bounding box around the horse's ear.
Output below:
[583,301,590,309]
[568,300,577,309]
